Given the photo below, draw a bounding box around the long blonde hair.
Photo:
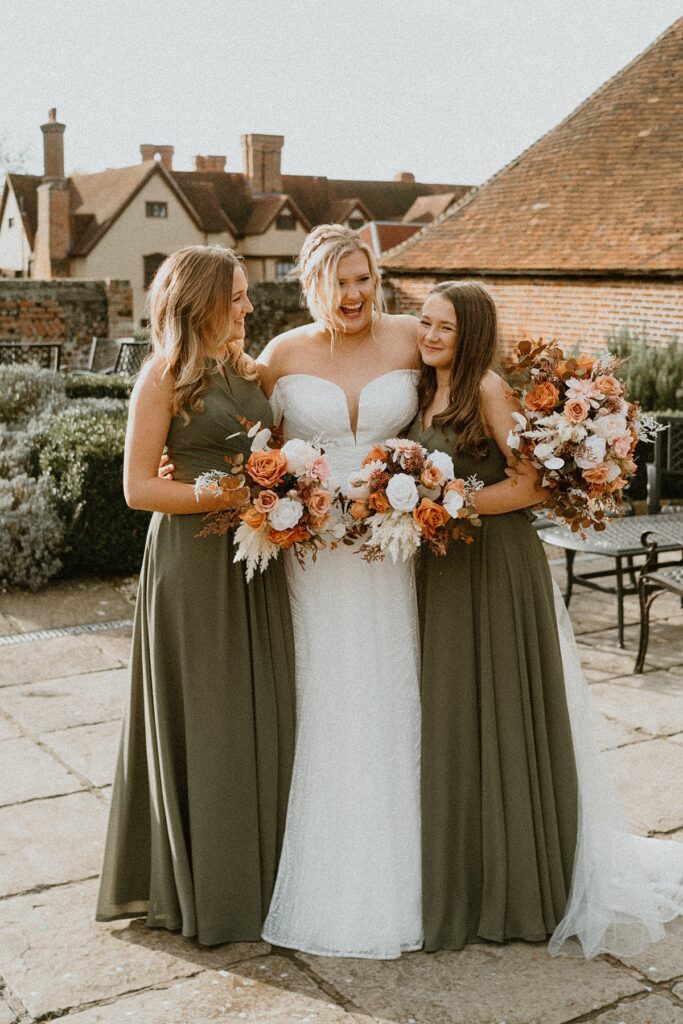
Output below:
[297,224,384,339]
[148,245,257,421]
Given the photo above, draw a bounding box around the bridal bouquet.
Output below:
[503,337,662,532]
[343,438,483,562]
[195,422,341,581]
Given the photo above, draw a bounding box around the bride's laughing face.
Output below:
[336,250,375,334]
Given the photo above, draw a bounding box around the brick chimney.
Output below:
[34,108,70,278]
[241,134,284,192]
[193,155,227,172]
[394,171,416,183]
[140,144,174,171]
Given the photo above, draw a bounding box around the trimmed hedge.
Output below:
[0,474,65,591]
[0,363,66,425]
[63,373,134,400]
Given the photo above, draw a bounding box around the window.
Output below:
[275,211,296,231]
[145,201,168,218]
[144,253,167,288]
[275,260,296,280]
[348,216,365,231]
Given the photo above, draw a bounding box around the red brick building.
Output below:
[381,18,683,354]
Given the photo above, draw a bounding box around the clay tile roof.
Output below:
[402,192,458,223]
[6,173,41,247]
[282,175,471,226]
[69,163,156,253]
[383,18,683,276]
[360,221,423,254]
[327,197,372,222]
[171,170,252,234]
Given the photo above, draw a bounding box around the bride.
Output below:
[257,224,423,958]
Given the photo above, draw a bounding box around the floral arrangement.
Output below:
[503,337,662,532]
[194,422,342,580]
[343,438,483,562]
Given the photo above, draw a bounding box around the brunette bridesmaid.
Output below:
[96,245,295,945]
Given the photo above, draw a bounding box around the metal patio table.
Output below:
[538,511,683,647]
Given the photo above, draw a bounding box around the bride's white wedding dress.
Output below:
[261,369,423,958]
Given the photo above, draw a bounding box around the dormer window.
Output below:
[146,201,168,218]
[348,213,365,231]
[276,210,296,231]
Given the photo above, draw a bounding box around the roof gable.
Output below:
[4,174,41,247]
[383,18,683,275]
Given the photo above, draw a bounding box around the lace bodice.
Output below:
[269,369,419,483]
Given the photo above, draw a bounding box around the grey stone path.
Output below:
[0,557,681,1024]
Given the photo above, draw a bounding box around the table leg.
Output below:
[564,549,575,606]
[616,555,625,648]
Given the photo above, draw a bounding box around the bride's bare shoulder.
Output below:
[379,313,420,367]
[257,321,324,392]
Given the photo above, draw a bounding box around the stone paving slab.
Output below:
[669,732,683,747]
[593,712,651,752]
[0,791,108,897]
[614,915,683,982]
[54,955,353,1023]
[41,719,121,788]
[0,736,82,807]
[579,621,683,672]
[0,716,21,742]
[0,577,135,635]
[0,667,128,734]
[299,943,644,1024]
[0,1001,16,1024]
[0,879,267,1020]
[589,676,683,737]
[0,631,130,689]
[590,995,683,1023]
[576,644,640,682]
[604,738,683,835]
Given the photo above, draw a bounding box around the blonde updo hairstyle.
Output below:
[297,224,384,340]
[148,245,257,422]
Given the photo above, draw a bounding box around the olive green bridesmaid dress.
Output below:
[406,419,578,952]
[96,367,296,946]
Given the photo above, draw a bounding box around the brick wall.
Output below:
[384,274,683,354]
[0,279,134,367]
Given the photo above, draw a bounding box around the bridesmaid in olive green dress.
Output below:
[96,246,295,946]
[407,282,578,952]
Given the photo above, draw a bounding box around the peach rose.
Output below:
[612,434,632,459]
[564,396,590,423]
[412,498,450,540]
[246,448,288,487]
[444,478,466,496]
[420,465,444,489]
[308,513,329,532]
[608,476,627,493]
[240,505,267,530]
[254,489,279,514]
[369,491,390,513]
[622,458,637,475]
[595,374,622,396]
[350,501,371,521]
[307,489,333,518]
[582,464,610,485]
[524,381,560,412]
[268,524,310,549]
[362,445,391,467]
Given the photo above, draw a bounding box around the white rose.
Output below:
[386,473,419,511]
[268,497,304,531]
[426,449,455,481]
[591,413,628,444]
[575,434,607,468]
[281,438,318,475]
[345,476,370,500]
[442,490,464,518]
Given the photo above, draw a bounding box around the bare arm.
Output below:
[124,359,236,515]
[473,371,548,516]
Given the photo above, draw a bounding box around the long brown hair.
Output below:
[417,281,499,458]
[148,245,257,422]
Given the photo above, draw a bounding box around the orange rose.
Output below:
[607,476,627,493]
[254,489,279,514]
[582,464,610,486]
[524,381,560,412]
[595,374,622,396]
[362,445,390,467]
[240,505,267,530]
[350,501,371,521]
[576,353,596,373]
[307,489,333,518]
[564,397,590,423]
[268,524,310,549]
[420,465,443,489]
[412,498,450,540]
[246,448,288,487]
[309,514,329,532]
[369,491,390,513]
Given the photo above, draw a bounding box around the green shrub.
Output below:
[37,399,151,576]
[606,329,682,412]
[0,364,66,425]
[0,474,65,590]
[63,373,134,400]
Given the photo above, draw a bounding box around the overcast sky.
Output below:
[2,0,681,186]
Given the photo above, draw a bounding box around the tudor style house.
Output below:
[0,113,470,325]
[381,17,683,352]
